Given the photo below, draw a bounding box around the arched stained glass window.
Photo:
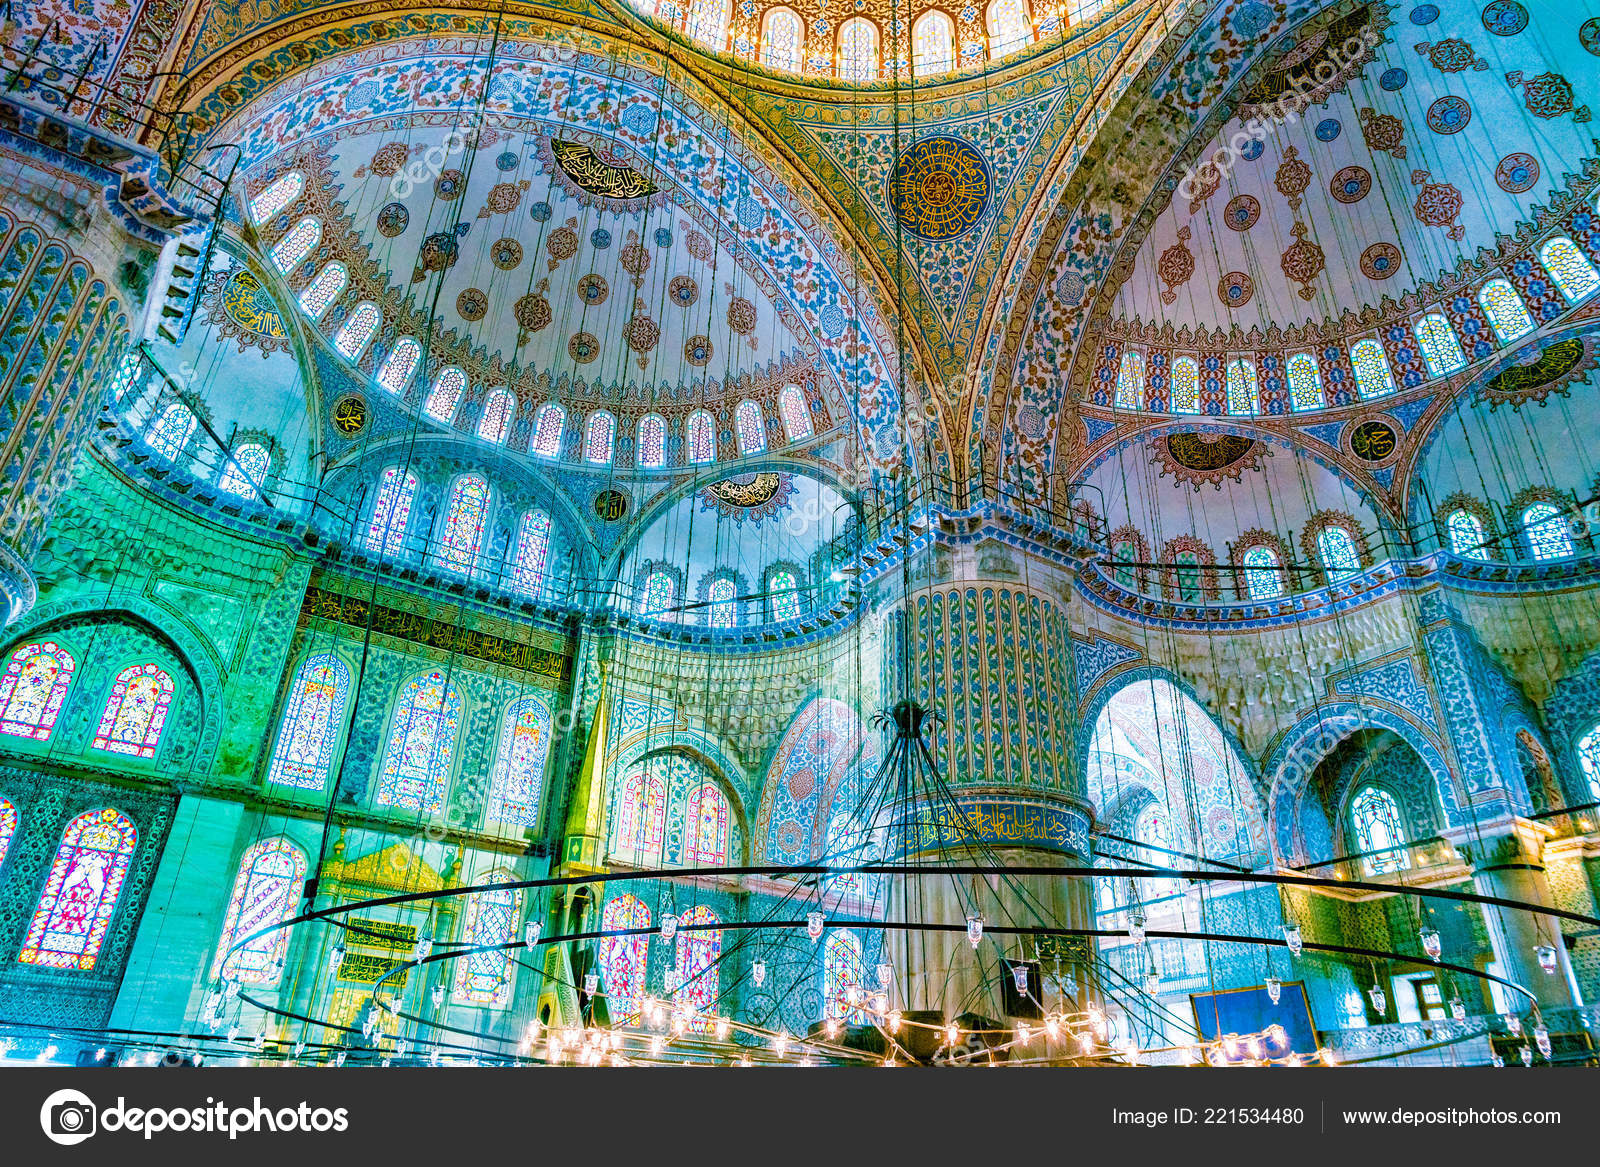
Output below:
[266,652,351,791]
[673,904,722,1030]
[365,466,417,557]
[1414,313,1465,376]
[530,403,565,457]
[912,10,955,75]
[686,0,730,49]
[92,664,174,758]
[511,510,552,597]
[682,782,730,865]
[1477,279,1534,344]
[1225,357,1259,414]
[612,769,668,856]
[487,697,552,828]
[1170,356,1200,413]
[335,302,381,360]
[298,262,346,319]
[438,474,490,574]
[377,338,421,394]
[1317,526,1361,583]
[707,577,736,628]
[637,415,666,467]
[250,171,304,223]
[1114,349,1145,409]
[1351,786,1408,874]
[838,17,879,82]
[454,878,523,1006]
[270,216,320,273]
[478,389,515,443]
[1241,545,1283,601]
[376,671,462,814]
[687,410,716,463]
[1287,351,1324,411]
[1539,236,1600,302]
[986,0,1032,54]
[425,368,466,423]
[1350,338,1395,398]
[1447,509,1488,559]
[823,930,867,1022]
[599,894,650,1022]
[148,403,196,460]
[777,384,812,441]
[212,837,307,984]
[1173,550,1203,603]
[768,568,801,621]
[1523,502,1574,560]
[735,400,766,455]
[0,797,15,872]
[1578,723,1600,801]
[0,641,75,741]
[585,411,616,464]
[219,443,269,497]
[20,808,138,969]
[761,7,803,71]
[1135,803,1182,904]
[641,569,676,617]
[1112,538,1137,590]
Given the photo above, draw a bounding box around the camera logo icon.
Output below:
[40,1089,97,1146]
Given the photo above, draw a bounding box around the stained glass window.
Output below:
[708,577,736,628]
[298,262,346,319]
[637,415,666,467]
[1225,357,1259,415]
[1413,313,1465,376]
[599,894,650,1022]
[1317,525,1361,583]
[92,664,174,757]
[511,511,552,597]
[823,930,866,1023]
[454,878,523,1006]
[1539,236,1600,302]
[1350,338,1395,398]
[761,7,803,71]
[335,302,380,360]
[1135,803,1182,903]
[584,411,616,464]
[987,0,1032,53]
[212,837,307,984]
[687,410,716,463]
[1351,786,1408,874]
[365,466,417,557]
[219,443,269,497]
[19,808,138,969]
[838,17,879,81]
[1477,279,1535,343]
[1114,349,1145,409]
[777,384,812,441]
[250,171,304,222]
[377,338,421,394]
[673,904,721,1031]
[687,0,730,48]
[1287,352,1324,411]
[0,797,14,872]
[641,569,676,617]
[531,403,565,457]
[148,403,196,460]
[912,10,955,75]
[1578,723,1600,801]
[612,769,668,856]
[1241,545,1283,601]
[1523,502,1573,560]
[376,671,463,814]
[487,697,552,827]
[438,474,490,575]
[768,568,801,621]
[0,641,75,741]
[425,368,466,423]
[1173,550,1203,603]
[1112,539,1137,590]
[735,400,766,455]
[478,388,515,443]
[270,216,320,273]
[1447,509,1488,559]
[266,652,351,791]
[1170,356,1200,413]
[682,782,730,864]
[109,349,143,404]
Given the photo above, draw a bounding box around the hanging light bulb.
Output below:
[877,962,893,989]
[431,985,445,1009]
[1223,1036,1240,1059]
[1321,1048,1338,1067]
[1520,1045,1533,1067]
[1266,976,1282,1005]
[1012,963,1029,994]
[671,1014,687,1038]
[1017,1023,1031,1045]
[1282,922,1303,956]
[1145,967,1160,994]
[396,1039,410,1058]
[650,1034,665,1055]
[293,1040,306,1059]
[1285,1053,1302,1068]
[1077,1030,1093,1054]
[1122,1035,1141,1066]
[1534,1023,1551,1058]
[1044,1015,1060,1041]
[751,959,766,987]
[227,1025,239,1044]
[204,987,223,1015]
[945,1022,961,1047]
[825,1017,842,1040]
[523,921,541,948]
[1367,983,1387,1016]
[1246,1036,1264,1060]
[660,913,678,942]
[806,911,825,941]
[872,992,889,1014]
[584,972,599,995]
[1128,912,1146,945]
[254,1031,267,1051]
[413,932,433,961]
[1535,944,1558,974]
[799,1054,813,1068]
[888,1011,902,1034]
[334,1051,347,1067]
[1507,1013,1523,1036]
[1490,1053,1504,1068]
[845,984,862,1007]
[1180,1045,1198,1066]
[1450,996,1466,1021]
[966,914,983,949]
[328,942,346,975]
[1419,926,1442,962]
[773,1030,789,1057]
[738,1053,752,1068]
[715,1017,731,1041]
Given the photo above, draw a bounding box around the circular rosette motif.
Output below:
[456,287,488,322]
[367,142,410,177]
[685,231,713,262]
[620,235,651,285]
[377,202,409,237]
[1426,95,1472,134]
[1583,18,1600,56]
[482,181,526,216]
[684,335,713,367]
[1359,108,1406,158]
[576,274,609,306]
[568,332,600,364]
[1273,146,1311,211]
[1481,0,1528,36]
[545,222,578,269]
[513,293,552,337]
[490,237,523,270]
[434,168,466,199]
[1223,195,1260,232]
[625,312,660,366]
[412,232,458,283]
[1411,170,1466,240]
[888,136,992,241]
[727,296,757,335]
[1157,226,1194,306]
[1329,166,1372,204]
[669,275,700,308]
[1217,271,1254,309]
[1360,242,1403,280]
[1280,223,1326,301]
[1494,152,1540,193]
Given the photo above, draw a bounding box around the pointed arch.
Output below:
[437,473,490,574]
[250,171,304,222]
[478,388,515,443]
[912,10,955,76]
[334,303,380,360]
[212,837,308,983]
[298,262,346,319]
[425,368,466,423]
[20,808,138,969]
[611,767,668,859]
[599,893,650,1022]
[510,510,552,597]
[266,652,351,791]
[673,904,722,1029]
[682,780,730,865]
[219,443,270,497]
[454,874,524,1006]
[0,796,15,872]
[0,640,76,741]
[584,411,616,464]
[637,414,667,466]
[487,696,553,828]
[376,671,463,814]
[1477,279,1534,343]
[376,338,422,394]
[761,7,803,72]
[686,409,716,463]
[92,664,175,757]
[531,402,566,457]
[270,217,320,272]
[838,18,879,82]
[823,930,866,1022]
[365,466,417,557]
